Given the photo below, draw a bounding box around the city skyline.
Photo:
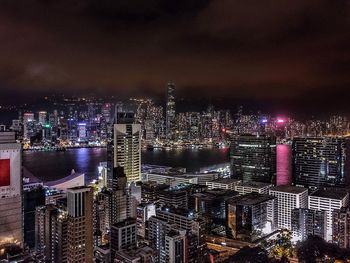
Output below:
[0,1,350,115]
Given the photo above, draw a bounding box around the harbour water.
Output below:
[23,147,230,182]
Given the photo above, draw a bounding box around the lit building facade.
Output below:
[230,134,276,184]
[308,189,349,241]
[292,137,350,189]
[291,208,326,242]
[112,122,141,183]
[166,82,176,140]
[0,132,23,248]
[269,186,308,230]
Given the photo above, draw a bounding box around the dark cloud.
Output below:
[0,0,349,115]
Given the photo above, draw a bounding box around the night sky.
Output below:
[0,0,349,115]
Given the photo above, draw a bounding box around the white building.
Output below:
[0,132,23,248]
[269,186,308,230]
[235,181,273,195]
[206,178,241,190]
[309,189,349,241]
[142,172,218,186]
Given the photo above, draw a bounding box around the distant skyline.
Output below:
[0,0,350,115]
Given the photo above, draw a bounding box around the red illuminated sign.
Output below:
[0,159,10,187]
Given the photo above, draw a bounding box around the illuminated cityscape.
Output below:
[1,1,350,262]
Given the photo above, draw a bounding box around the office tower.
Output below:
[67,186,94,263]
[308,189,349,241]
[77,123,87,142]
[269,186,308,230]
[114,246,156,263]
[136,203,156,239]
[333,207,350,248]
[166,82,176,140]
[230,134,276,184]
[38,111,47,125]
[291,208,326,242]
[0,132,23,249]
[155,207,207,261]
[148,213,203,263]
[141,181,170,204]
[292,137,350,189]
[276,144,292,186]
[23,185,45,249]
[159,186,188,209]
[227,193,277,241]
[111,112,141,183]
[148,217,190,263]
[192,189,238,234]
[110,218,137,259]
[110,166,129,225]
[96,190,111,245]
[35,204,68,263]
[144,119,155,141]
[23,112,35,139]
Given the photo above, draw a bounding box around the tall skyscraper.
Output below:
[166,82,176,140]
[111,112,141,183]
[38,111,47,125]
[23,112,35,139]
[35,204,68,263]
[67,186,94,263]
[0,132,23,249]
[230,134,276,184]
[292,137,350,189]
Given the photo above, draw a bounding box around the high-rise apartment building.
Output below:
[0,132,23,249]
[308,189,349,241]
[333,207,350,248]
[35,204,68,263]
[166,82,176,140]
[111,113,141,183]
[230,134,276,184]
[269,186,308,230]
[67,186,94,263]
[292,137,350,189]
[110,218,137,260]
[291,208,327,242]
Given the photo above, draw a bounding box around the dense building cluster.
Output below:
[2,86,350,262]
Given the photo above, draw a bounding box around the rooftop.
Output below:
[310,189,349,200]
[270,185,307,194]
[229,193,275,206]
[237,181,272,188]
[208,178,241,184]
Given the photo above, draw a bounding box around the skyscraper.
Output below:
[166,82,176,140]
[269,186,308,230]
[38,111,47,125]
[230,134,276,184]
[67,186,94,263]
[111,113,141,183]
[0,132,23,249]
[291,208,326,242]
[292,137,350,189]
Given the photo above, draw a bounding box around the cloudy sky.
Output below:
[0,0,349,114]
